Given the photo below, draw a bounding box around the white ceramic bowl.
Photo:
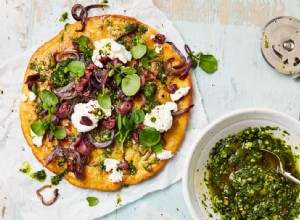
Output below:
[183,108,300,220]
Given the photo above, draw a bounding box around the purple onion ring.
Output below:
[172,105,194,116]
[36,185,59,206]
[166,42,186,69]
[71,4,109,32]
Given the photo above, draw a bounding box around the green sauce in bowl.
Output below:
[206,127,300,219]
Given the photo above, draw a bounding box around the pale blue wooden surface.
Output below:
[2,0,300,219]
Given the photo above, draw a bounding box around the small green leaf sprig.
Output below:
[108,63,141,96]
[185,45,218,74]
[31,90,66,140]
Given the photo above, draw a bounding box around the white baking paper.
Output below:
[0,0,207,219]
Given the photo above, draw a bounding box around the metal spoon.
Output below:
[260,149,300,184]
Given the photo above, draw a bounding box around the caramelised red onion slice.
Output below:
[55,102,70,119]
[44,145,63,165]
[166,42,186,69]
[71,4,109,32]
[36,185,59,206]
[86,130,115,148]
[172,104,194,116]
[76,140,91,156]
[54,51,80,63]
[25,73,40,91]
[116,23,138,41]
[179,59,192,80]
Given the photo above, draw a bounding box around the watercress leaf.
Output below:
[141,57,150,69]
[32,84,38,95]
[191,58,198,69]
[199,54,218,73]
[66,61,86,81]
[31,119,49,136]
[139,127,161,147]
[130,109,145,124]
[109,69,115,77]
[122,116,133,130]
[39,90,59,109]
[73,36,92,55]
[97,94,111,110]
[114,63,123,69]
[152,143,163,154]
[86,196,99,207]
[114,73,122,86]
[117,114,122,130]
[130,44,147,59]
[121,74,141,96]
[121,67,137,75]
[50,126,67,140]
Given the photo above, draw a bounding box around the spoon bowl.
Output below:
[260,148,300,185]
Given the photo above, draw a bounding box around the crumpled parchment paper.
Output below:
[0,0,207,219]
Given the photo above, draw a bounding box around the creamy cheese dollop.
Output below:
[92,38,132,68]
[156,150,174,160]
[104,158,123,183]
[29,92,37,101]
[71,100,111,133]
[144,102,177,133]
[21,94,28,102]
[30,129,43,147]
[170,87,190,102]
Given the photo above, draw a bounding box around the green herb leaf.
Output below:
[122,116,133,130]
[32,84,38,95]
[50,125,67,140]
[121,67,137,75]
[109,69,115,77]
[86,196,99,207]
[65,61,86,82]
[139,127,161,147]
[121,74,141,96]
[31,118,49,136]
[141,57,150,69]
[73,36,92,55]
[39,90,59,113]
[130,44,147,59]
[130,109,145,124]
[152,143,163,153]
[97,94,111,110]
[114,73,122,86]
[117,114,122,130]
[199,54,218,73]
[116,194,122,205]
[59,12,69,22]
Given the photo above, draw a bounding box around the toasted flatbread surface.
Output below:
[20,15,192,191]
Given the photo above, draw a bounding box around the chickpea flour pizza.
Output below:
[20,13,193,191]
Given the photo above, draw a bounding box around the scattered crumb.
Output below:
[0,90,3,95]
[176,208,179,211]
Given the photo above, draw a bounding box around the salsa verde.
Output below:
[206,127,300,219]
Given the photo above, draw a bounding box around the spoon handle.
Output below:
[281,171,300,185]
